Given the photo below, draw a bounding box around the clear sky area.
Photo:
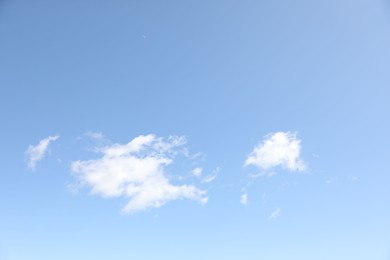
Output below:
[1,0,390,259]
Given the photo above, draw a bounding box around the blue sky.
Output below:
[1,0,390,259]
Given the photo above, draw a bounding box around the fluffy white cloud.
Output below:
[269,207,280,219]
[25,135,60,169]
[71,134,208,213]
[240,192,248,205]
[245,132,306,172]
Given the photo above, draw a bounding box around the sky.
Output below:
[1,0,390,259]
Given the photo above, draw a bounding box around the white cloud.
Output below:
[245,132,306,172]
[201,167,219,183]
[240,192,248,205]
[191,167,202,177]
[269,207,280,219]
[25,135,60,169]
[71,134,207,213]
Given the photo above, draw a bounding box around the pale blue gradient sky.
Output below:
[1,1,390,259]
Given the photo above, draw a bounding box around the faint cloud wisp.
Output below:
[240,192,248,206]
[269,207,280,219]
[25,135,60,170]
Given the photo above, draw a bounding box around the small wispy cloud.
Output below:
[201,167,219,183]
[191,167,202,177]
[25,135,60,170]
[240,192,248,206]
[245,132,306,173]
[249,171,277,178]
[85,131,105,140]
[71,134,208,213]
[269,207,280,219]
[202,174,217,183]
[261,193,268,204]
